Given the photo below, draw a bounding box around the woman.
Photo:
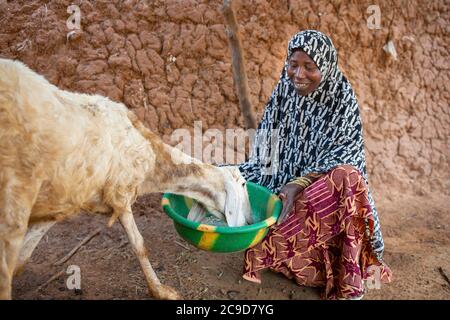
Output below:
[235,30,392,299]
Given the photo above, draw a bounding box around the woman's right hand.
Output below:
[277,183,305,225]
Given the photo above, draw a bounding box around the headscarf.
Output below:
[237,30,385,259]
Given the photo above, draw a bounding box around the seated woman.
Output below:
[233,30,392,299]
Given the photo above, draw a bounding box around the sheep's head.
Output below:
[191,166,252,227]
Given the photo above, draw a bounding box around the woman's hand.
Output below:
[277,183,305,225]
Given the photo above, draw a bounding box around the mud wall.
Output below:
[0,0,449,196]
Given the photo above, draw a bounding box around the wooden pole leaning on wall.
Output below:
[222,0,257,130]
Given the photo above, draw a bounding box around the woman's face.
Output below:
[287,49,322,96]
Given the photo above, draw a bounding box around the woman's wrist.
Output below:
[287,177,311,188]
[287,172,322,189]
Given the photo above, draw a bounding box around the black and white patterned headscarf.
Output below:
[237,30,385,259]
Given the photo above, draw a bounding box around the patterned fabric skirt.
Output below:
[243,165,392,299]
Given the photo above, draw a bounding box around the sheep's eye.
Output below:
[242,182,246,187]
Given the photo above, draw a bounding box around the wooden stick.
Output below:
[222,0,257,130]
[174,265,182,288]
[53,227,102,266]
[192,287,209,300]
[174,240,191,251]
[438,267,450,286]
[35,268,66,293]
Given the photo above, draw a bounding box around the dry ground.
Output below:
[12,191,450,300]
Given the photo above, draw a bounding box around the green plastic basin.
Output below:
[162,182,281,252]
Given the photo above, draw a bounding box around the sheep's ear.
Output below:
[187,200,208,222]
[224,180,246,227]
[242,186,253,225]
[227,167,252,225]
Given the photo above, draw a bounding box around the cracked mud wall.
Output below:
[0,0,449,197]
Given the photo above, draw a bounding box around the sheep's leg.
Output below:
[0,230,28,300]
[118,209,180,300]
[0,174,40,300]
[14,221,56,276]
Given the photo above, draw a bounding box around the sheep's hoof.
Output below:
[0,290,12,300]
[151,285,181,300]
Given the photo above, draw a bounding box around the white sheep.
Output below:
[0,58,251,300]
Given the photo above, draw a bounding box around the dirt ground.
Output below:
[12,190,450,300]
